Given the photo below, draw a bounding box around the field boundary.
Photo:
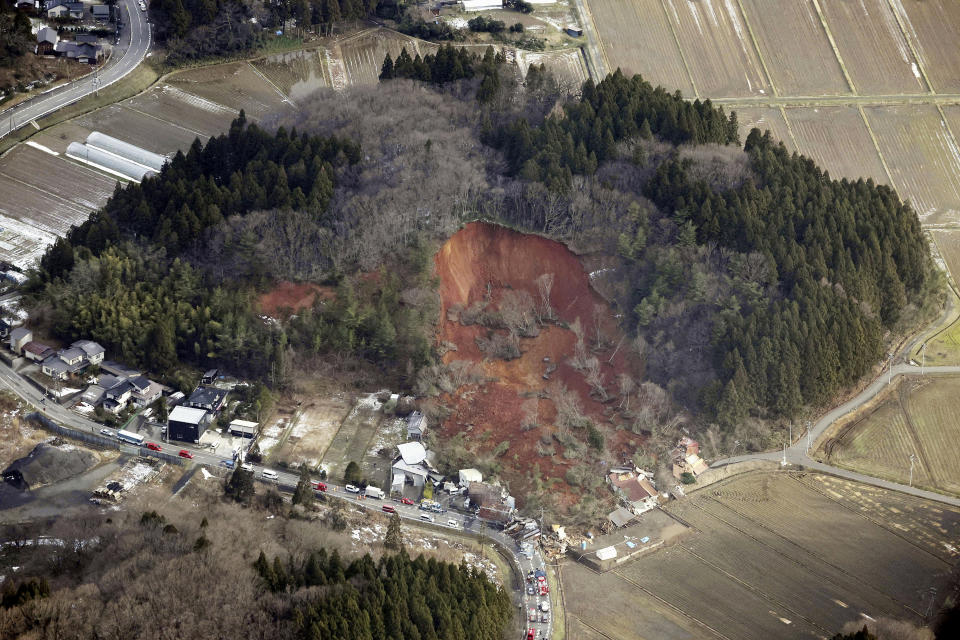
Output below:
[656,0,698,99]
[731,0,778,97]
[809,0,857,94]
[881,0,935,94]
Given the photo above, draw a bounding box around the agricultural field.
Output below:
[320,393,386,482]
[891,0,960,93]
[866,104,960,226]
[735,0,848,96]
[659,0,769,98]
[818,0,925,94]
[732,106,795,150]
[785,106,890,186]
[268,394,353,471]
[168,62,294,120]
[924,230,960,365]
[516,48,589,93]
[821,376,960,495]
[586,0,694,96]
[563,472,960,640]
[125,84,239,136]
[74,103,205,156]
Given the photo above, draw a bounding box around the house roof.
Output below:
[406,411,426,433]
[187,386,228,408]
[97,373,123,390]
[685,454,709,476]
[391,458,429,478]
[229,419,258,428]
[91,4,109,14]
[37,27,58,45]
[72,340,105,357]
[608,507,635,528]
[66,2,84,9]
[129,375,151,392]
[101,360,140,377]
[397,441,427,465]
[74,34,98,43]
[203,368,218,378]
[609,471,657,502]
[23,341,53,356]
[169,405,207,425]
[10,327,31,342]
[106,380,134,398]
[81,384,106,404]
[459,468,482,484]
[59,347,85,361]
[41,356,71,374]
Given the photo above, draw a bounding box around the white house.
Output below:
[462,0,503,11]
[390,442,437,493]
[458,468,482,487]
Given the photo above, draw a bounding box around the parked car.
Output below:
[419,513,434,522]
[314,482,327,492]
[526,629,535,640]
[100,428,113,437]
[178,449,193,459]
[527,608,537,622]
[400,497,414,505]
[241,462,254,472]
[382,505,396,514]
[539,584,549,596]
[261,469,278,481]
[526,585,535,595]
[446,518,458,528]
[220,459,234,469]
[146,442,161,451]
[345,484,360,493]
[539,601,550,613]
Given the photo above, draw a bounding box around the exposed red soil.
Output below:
[434,222,645,510]
[258,281,333,318]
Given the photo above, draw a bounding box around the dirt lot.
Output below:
[821,375,960,495]
[563,471,960,639]
[320,393,386,482]
[270,394,353,470]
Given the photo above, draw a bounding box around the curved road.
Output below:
[712,362,960,508]
[0,0,151,140]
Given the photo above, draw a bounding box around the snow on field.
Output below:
[117,460,159,491]
[160,85,237,116]
[0,212,57,269]
[201,468,214,480]
[256,416,288,455]
[367,417,405,458]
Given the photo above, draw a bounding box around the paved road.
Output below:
[712,362,960,508]
[0,0,151,140]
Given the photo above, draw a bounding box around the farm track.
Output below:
[689,496,922,618]
[896,381,936,484]
[712,92,960,108]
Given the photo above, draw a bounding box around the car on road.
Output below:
[314,481,327,492]
[539,584,549,596]
[539,601,550,613]
[261,469,278,481]
[146,442,161,451]
[100,428,113,437]
[446,518,458,528]
[382,505,396,514]
[178,449,193,459]
[526,629,535,640]
[528,608,537,622]
[345,484,360,493]
[400,497,414,505]
[419,513,434,522]
[241,463,254,472]
[526,584,535,595]
[220,459,234,469]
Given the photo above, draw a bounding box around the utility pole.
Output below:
[921,343,926,376]
[888,353,894,385]
[909,453,916,487]
[781,443,787,466]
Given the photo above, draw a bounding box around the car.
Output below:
[314,481,327,492]
[261,469,278,481]
[528,608,537,622]
[241,462,254,472]
[526,585,535,595]
[345,484,360,493]
[100,428,113,437]
[446,518,458,528]
[526,629,535,640]
[539,584,549,596]
[419,513,434,522]
[382,505,396,514]
[539,601,550,613]
[400,497,414,505]
[178,449,193,459]
[146,442,161,451]
[220,459,234,469]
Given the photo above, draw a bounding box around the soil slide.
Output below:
[434,222,643,508]
[258,281,333,318]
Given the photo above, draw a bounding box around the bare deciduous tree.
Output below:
[569,317,588,370]
[617,373,636,412]
[584,357,608,401]
[521,398,539,431]
[499,289,538,348]
[535,273,554,323]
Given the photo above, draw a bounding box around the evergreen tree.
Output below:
[383,513,403,551]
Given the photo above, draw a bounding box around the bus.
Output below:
[116,429,145,446]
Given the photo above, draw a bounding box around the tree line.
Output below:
[380,45,507,102]
[254,548,511,640]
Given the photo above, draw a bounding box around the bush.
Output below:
[468,16,506,33]
[509,23,524,33]
[680,472,696,485]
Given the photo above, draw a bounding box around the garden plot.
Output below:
[320,393,385,481]
[785,106,890,186]
[659,0,770,98]
[731,106,795,151]
[818,0,925,94]
[74,103,204,155]
[0,144,116,212]
[167,62,293,120]
[270,393,353,470]
[737,0,849,95]
[336,29,438,89]
[587,0,695,96]
[516,48,588,93]
[125,84,239,135]
[866,104,960,226]
[888,0,960,93]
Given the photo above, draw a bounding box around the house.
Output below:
[390,441,437,493]
[36,26,59,55]
[41,355,72,381]
[9,327,31,355]
[67,2,84,19]
[104,379,134,408]
[47,4,70,18]
[671,437,708,479]
[406,411,426,441]
[55,41,103,63]
[608,470,658,515]
[201,368,219,384]
[607,506,636,528]
[91,4,109,20]
[168,405,209,443]
[228,419,258,438]
[23,341,54,362]
[461,0,503,11]
[128,376,162,408]
[458,468,482,487]
[184,386,229,412]
[58,347,86,367]
[71,340,105,365]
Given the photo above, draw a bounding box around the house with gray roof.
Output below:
[9,327,32,355]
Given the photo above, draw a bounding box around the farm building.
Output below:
[228,419,258,438]
[406,411,426,441]
[9,327,31,355]
[461,0,503,11]
[607,506,635,528]
[22,341,54,362]
[168,405,209,443]
[35,27,58,55]
[86,132,169,172]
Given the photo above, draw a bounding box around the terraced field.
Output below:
[821,376,960,495]
[564,472,960,639]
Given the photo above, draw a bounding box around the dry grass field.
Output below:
[563,472,960,640]
[818,0,925,94]
[785,106,889,185]
[270,394,353,470]
[891,0,960,93]
[821,376,960,495]
[659,0,768,98]
[125,84,239,135]
[866,104,960,226]
[586,0,694,96]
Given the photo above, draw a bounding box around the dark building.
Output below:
[167,405,208,443]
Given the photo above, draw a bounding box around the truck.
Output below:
[364,486,385,500]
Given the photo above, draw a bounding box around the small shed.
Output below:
[596,546,618,561]
[566,26,583,37]
[461,0,503,10]
[228,419,258,438]
[458,468,482,486]
[406,411,426,441]
[607,507,635,528]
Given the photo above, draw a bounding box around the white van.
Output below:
[364,486,385,500]
[419,513,434,522]
[261,469,278,481]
